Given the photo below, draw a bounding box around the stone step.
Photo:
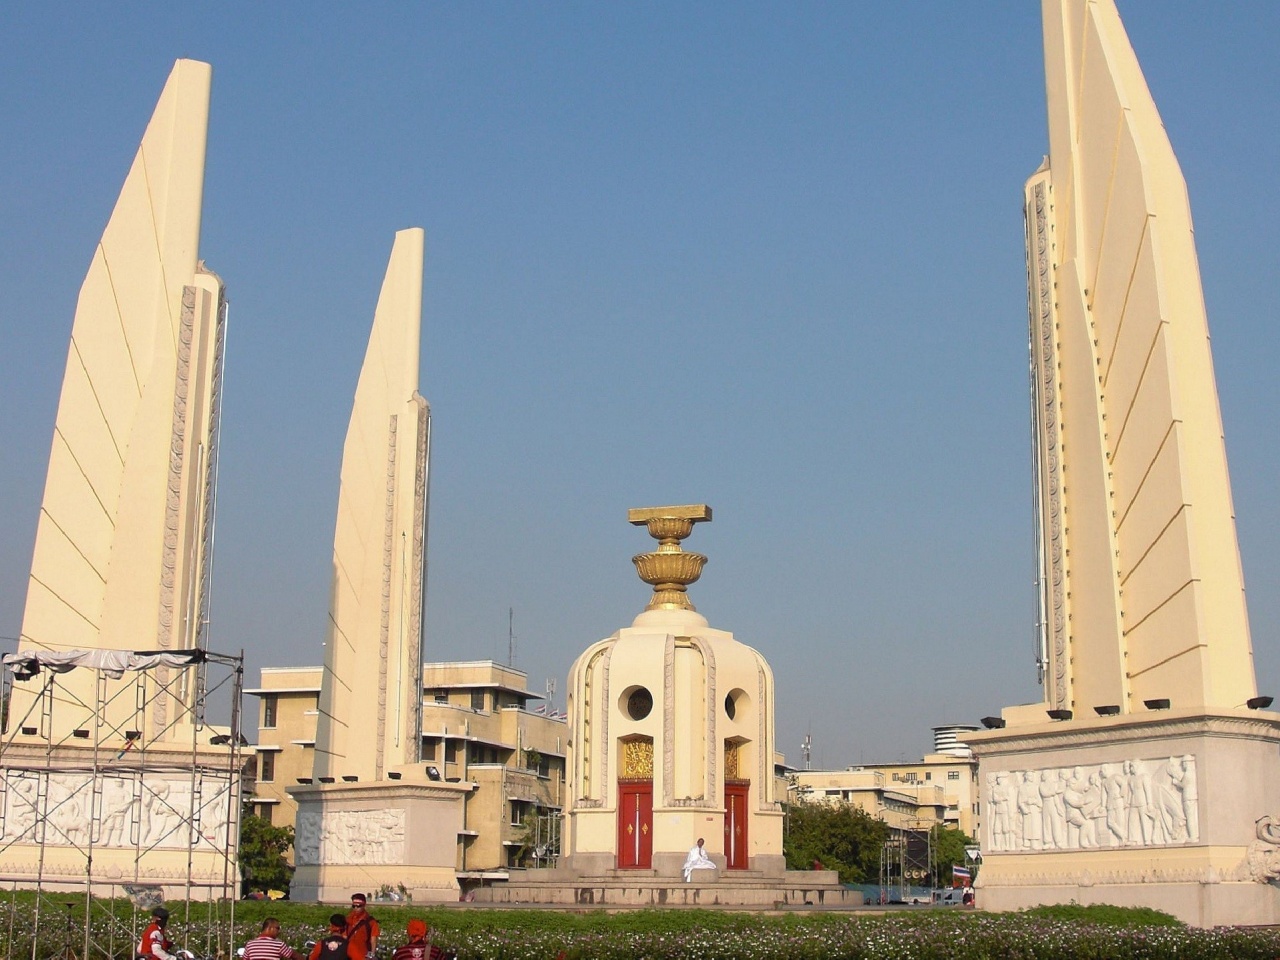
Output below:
[475,881,861,907]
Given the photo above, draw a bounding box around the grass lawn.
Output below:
[2,894,1278,960]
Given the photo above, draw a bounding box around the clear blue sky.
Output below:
[2,3,1277,767]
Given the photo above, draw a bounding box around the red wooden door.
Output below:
[724,781,750,870]
[617,780,653,868]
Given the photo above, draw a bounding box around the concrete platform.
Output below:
[472,867,861,907]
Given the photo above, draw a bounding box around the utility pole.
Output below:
[508,607,516,667]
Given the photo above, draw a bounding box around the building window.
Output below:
[892,773,900,781]
[925,773,932,781]
[510,800,528,826]
[468,743,498,765]
[257,804,273,825]
[471,690,486,711]
[262,696,278,729]
[625,687,653,721]
[431,689,448,703]
[445,740,458,763]
[948,771,960,781]
[260,752,275,783]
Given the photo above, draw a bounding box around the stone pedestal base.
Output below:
[978,876,1280,927]
[970,710,1280,926]
[288,777,472,903]
[0,739,239,900]
[474,865,858,907]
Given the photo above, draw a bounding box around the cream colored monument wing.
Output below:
[14,60,223,740]
[1029,0,1253,713]
[314,229,429,782]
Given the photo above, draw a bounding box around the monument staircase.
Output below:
[473,865,861,907]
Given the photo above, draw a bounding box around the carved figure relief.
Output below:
[0,771,234,851]
[294,808,405,866]
[987,756,1198,852]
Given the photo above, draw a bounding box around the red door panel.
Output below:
[618,780,653,868]
[724,782,749,870]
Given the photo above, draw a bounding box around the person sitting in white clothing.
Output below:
[682,837,716,882]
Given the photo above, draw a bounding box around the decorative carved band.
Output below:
[153,285,198,737]
[375,414,398,781]
[1026,178,1068,707]
[406,397,429,762]
[663,636,676,806]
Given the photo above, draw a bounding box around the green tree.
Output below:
[239,813,295,895]
[932,826,975,885]
[783,797,890,884]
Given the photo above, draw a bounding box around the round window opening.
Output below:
[724,687,749,720]
[626,687,653,721]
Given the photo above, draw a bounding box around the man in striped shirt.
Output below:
[242,919,301,960]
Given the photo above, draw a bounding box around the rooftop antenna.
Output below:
[508,607,516,667]
[546,677,556,714]
[802,729,813,771]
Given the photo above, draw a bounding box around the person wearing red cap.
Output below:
[344,894,380,960]
[391,920,445,960]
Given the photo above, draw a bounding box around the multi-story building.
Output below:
[246,660,567,878]
[245,666,323,828]
[419,661,566,877]
[792,725,981,838]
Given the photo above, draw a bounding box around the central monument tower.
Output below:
[478,505,853,904]
[563,505,784,876]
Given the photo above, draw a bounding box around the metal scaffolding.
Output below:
[878,822,934,904]
[0,647,245,960]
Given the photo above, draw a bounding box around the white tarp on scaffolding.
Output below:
[3,649,205,680]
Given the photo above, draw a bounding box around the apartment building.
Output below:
[791,725,981,838]
[246,660,567,876]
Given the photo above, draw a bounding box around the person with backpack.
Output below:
[138,907,176,960]
[345,894,380,960]
[310,915,351,960]
[391,920,447,960]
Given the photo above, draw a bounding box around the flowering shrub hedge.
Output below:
[2,896,1279,960]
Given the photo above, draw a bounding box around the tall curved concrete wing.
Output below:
[1026,0,1254,715]
[314,228,430,782]
[13,60,225,741]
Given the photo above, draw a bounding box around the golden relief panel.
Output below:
[621,738,654,779]
[724,742,740,780]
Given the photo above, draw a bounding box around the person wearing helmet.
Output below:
[138,907,175,960]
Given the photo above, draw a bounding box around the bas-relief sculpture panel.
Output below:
[295,809,406,866]
[986,756,1198,852]
[0,771,233,850]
